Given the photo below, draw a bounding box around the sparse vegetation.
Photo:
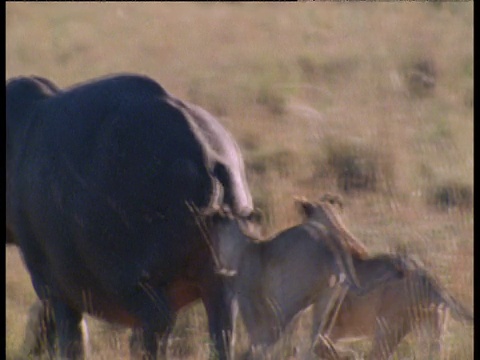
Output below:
[246,147,298,177]
[323,138,380,193]
[404,59,437,98]
[427,180,473,211]
[6,2,472,359]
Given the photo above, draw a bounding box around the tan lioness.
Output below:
[208,203,396,359]
[297,196,473,360]
[312,252,473,360]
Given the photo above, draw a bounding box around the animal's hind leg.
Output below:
[49,298,86,360]
[27,271,86,359]
[125,281,178,360]
[23,299,56,357]
[24,299,91,358]
[310,285,347,359]
[423,305,450,360]
[27,286,85,358]
[129,322,174,360]
[129,327,163,360]
[368,318,409,360]
[15,224,88,358]
[312,334,341,360]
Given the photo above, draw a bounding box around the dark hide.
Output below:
[6,73,252,359]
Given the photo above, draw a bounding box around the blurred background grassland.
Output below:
[6,2,473,359]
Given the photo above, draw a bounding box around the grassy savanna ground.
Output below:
[6,2,473,359]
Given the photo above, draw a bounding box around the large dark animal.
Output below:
[6,73,253,359]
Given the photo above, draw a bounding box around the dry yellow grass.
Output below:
[6,2,473,359]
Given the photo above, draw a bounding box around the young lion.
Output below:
[312,253,473,360]
[296,195,473,360]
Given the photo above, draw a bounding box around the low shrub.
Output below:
[427,180,473,210]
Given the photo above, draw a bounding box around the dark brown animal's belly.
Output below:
[71,278,201,328]
[95,307,142,328]
[72,292,143,328]
[166,278,202,311]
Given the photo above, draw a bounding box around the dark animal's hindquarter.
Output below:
[13,127,208,324]
[7,74,247,360]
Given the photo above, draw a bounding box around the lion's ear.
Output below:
[294,196,315,218]
[319,193,343,209]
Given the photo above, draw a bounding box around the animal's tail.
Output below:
[396,254,474,324]
[437,284,474,323]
